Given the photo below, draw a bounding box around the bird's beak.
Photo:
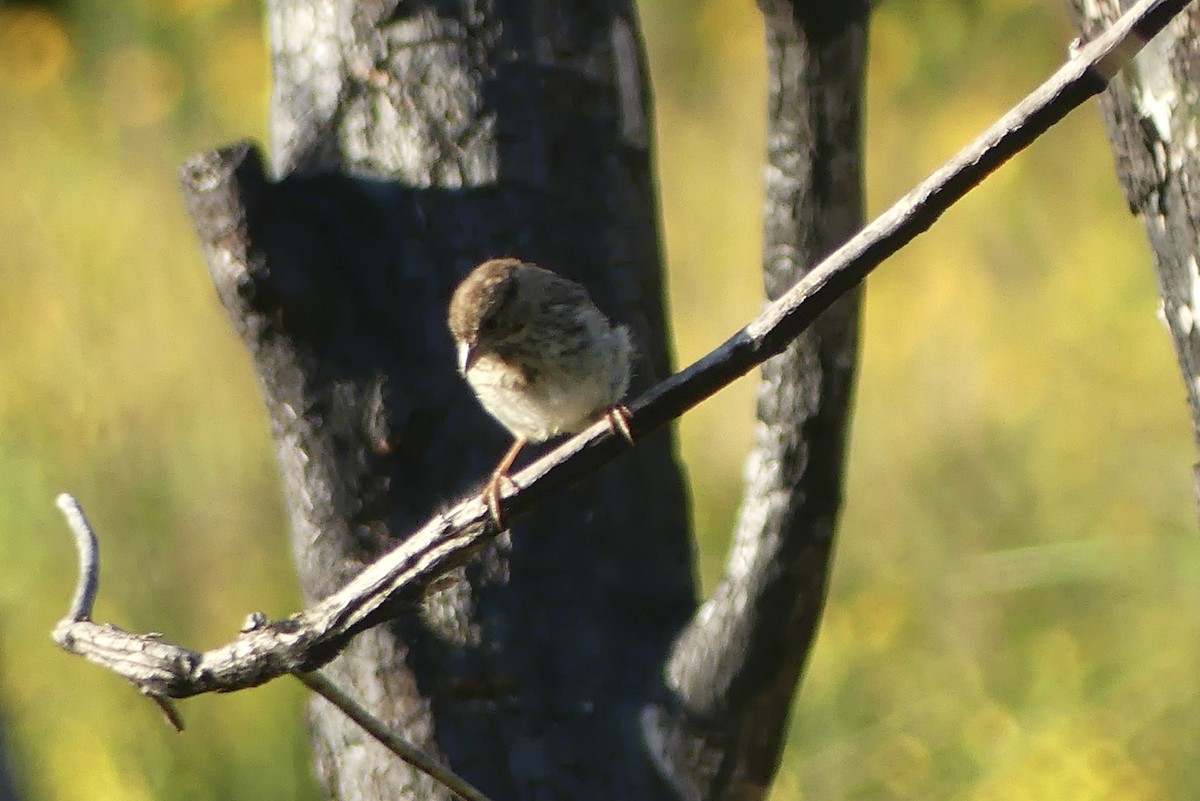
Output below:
[457,342,478,374]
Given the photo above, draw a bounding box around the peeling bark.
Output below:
[1067,0,1200,514]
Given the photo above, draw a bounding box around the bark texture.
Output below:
[650,4,866,799]
[1067,0,1200,511]
[206,3,695,799]
[180,1,865,799]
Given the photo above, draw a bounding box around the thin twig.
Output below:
[53,494,187,731]
[52,0,1189,698]
[148,694,187,733]
[295,672,495,801]
[55,493,98,622]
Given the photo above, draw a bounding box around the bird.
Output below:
[448,257,635,524]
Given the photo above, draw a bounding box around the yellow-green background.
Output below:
[2,1,1195,799]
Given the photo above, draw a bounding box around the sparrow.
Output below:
[448,258,635,524]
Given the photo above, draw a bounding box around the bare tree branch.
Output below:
[52,0,1189,715]
[55,494,98,622]
[296,671,495,801]
[649,3,867,796]
[52,490,489,697]
[53,493,187,730]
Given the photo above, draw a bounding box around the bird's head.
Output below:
[448,258,530,374]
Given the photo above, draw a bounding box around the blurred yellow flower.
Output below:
[869,732,933,797]
[100,46,184,129]
[851,583,913,653]
[970,722,1165,801]
[963,699,1022,762]
[0,7,72,91]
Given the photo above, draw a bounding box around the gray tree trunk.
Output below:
[181,1,865,799]
[651,3,866,798]
[1067,1,1200,513]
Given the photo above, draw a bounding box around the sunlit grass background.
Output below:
[2,0,1197,799]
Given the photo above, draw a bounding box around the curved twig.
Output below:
[53,494,187,731]
[52,0,1188,699]
[56,493,98,622]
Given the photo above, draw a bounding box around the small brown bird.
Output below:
[448,258,635,523]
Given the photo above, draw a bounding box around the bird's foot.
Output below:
[481,438,526,528]
[605,404,635,444]
[483,469,522,528]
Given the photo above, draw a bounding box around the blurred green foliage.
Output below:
[1,0,1196,799]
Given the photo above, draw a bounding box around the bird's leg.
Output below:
[605,404,635,444]
[484,437,526,526]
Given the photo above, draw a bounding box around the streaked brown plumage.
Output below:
[448,258,634,523]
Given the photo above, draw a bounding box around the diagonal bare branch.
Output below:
[52,0,1190,700]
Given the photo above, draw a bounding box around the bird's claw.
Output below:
[606,404,635,444]
[483,470,518,528]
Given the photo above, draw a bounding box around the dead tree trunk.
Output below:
[650,3,866,798]
[180,1,864,799]
[1067,1,1200,514]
